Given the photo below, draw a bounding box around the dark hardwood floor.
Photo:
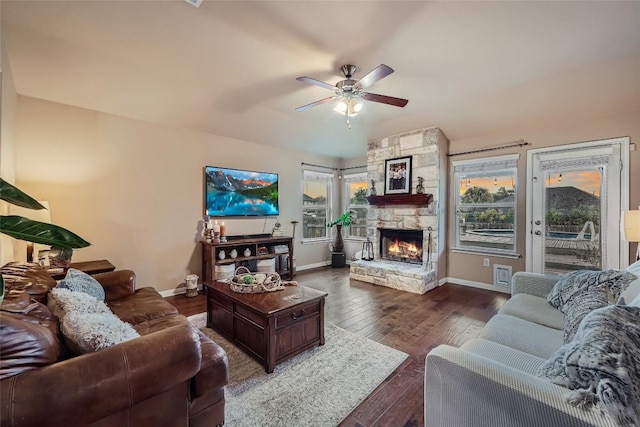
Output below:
[166,267,508,427]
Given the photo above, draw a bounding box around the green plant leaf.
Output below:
[0,178,47,210]
[327,211,353,228]
[0,215,90,248]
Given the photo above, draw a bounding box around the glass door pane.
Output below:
[543,169,602,274]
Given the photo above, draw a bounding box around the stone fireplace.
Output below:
[349,127,448,294]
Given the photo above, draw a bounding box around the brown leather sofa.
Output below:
[0,262,229,427]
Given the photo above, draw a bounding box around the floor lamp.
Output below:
[622,209,640,262]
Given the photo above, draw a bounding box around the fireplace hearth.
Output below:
[379,228,423,265]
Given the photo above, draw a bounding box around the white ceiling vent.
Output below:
[493,264,512,288]
[184,0,203,8]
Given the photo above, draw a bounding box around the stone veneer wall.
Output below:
[349,127,449,294]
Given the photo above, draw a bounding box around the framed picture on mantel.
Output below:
[384,156,412,195]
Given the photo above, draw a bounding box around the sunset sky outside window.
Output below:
[304,181,327,199]
[544,170,601,197]
[348,181,367,201]
[458,174,515,196]
[459,170,601,197]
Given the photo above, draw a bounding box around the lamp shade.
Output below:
[622,210,640,242]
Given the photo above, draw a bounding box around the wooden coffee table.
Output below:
[205,280,327,373]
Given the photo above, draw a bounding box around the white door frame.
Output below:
[526,137,630,272]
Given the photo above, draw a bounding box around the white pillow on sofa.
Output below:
[48,287,139,354]
[48,288,111,319]
[61,311,140,354]
[618,260,640,305]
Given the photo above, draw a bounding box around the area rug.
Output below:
[193,315,408,427]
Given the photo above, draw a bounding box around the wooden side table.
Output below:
[48,259,116,280]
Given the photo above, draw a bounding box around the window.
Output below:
[302,170,333,240]
[453,154,519,255]
[343,172,368,239]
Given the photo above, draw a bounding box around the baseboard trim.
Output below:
[297,262,329,271]
[160,283,203,298]
[444,277,510,294]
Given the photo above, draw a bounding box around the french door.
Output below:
[526,138,629,274]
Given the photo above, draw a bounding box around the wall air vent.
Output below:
[493,264,512,288]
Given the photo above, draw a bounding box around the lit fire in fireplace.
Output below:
[387,239,420,259]
[378,228,423,265]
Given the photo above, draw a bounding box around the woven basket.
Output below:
[229,266,284,294]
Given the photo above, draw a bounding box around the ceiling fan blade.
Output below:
[295,96,338,112]
[354,64,394,89]
[296,76,336,91]
[362,92,409,107]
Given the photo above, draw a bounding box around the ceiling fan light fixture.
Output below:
[295,64,409,114]
[334,97,362,117]
[335,99,348,113]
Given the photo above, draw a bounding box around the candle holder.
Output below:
[213,231,221,243]
[361,238,374,261]
[203,222,213,243]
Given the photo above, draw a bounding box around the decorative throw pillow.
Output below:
[57,268,105,301]
[537,305,640,426]
[618,278,640,305]
[547,269,636,342]
[618,260,640,305]
[48,288,110,319]
[60,311,139,355]
[47,288,140,354]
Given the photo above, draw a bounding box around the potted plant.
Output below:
[327,211,353,254]
[0,178,90,303]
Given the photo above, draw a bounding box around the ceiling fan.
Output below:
[295,64,409,116]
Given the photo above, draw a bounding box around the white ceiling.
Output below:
[2,1,640,159]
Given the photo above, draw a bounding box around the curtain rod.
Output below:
[339,165,367,171]
[301,162,337,171]
[447,140,529,157]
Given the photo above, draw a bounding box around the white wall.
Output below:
[14,96,341,292]
[0,28,18,265]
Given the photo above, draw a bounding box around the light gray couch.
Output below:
[424,271,622,427]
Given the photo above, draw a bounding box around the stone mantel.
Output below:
[366,193,433,206]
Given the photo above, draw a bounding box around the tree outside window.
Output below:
[454,155,518,254]
[344,173,368,238]
[302,171,332,240]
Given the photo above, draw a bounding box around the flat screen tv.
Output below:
[204,166,279,217]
